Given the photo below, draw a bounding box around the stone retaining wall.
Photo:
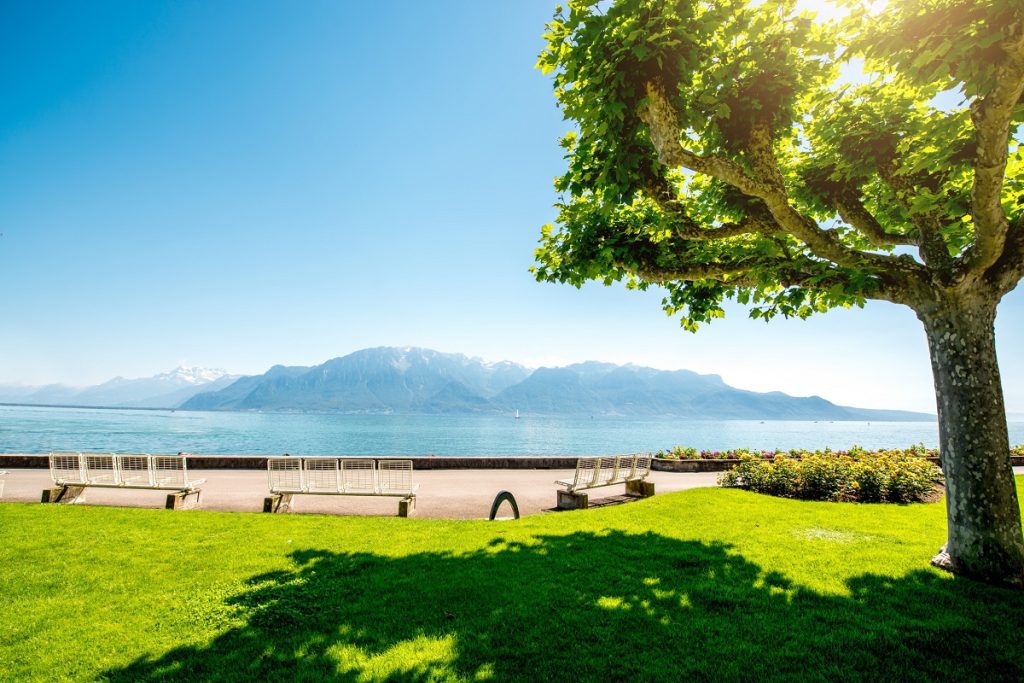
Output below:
[0,454,582,470]
[4,453,1022,471]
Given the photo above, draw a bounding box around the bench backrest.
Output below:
[634,453,652,479]
[595,456,620,487]
[267,457,345,493]
[268,457,303,492]
[341,459,377,493]
[569,453,652,491]
[84,453,119,485]
[304,456,341,493]
[48,452,191,488]
[152,456,189,488]
[570,457,600,490]
[266,457,416,495]
[50,451,86,485]
[119,455,153,486]
[377,460,415,495]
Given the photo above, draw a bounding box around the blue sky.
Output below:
[0,0,1021,414]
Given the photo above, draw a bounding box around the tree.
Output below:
[534,0,1024,586]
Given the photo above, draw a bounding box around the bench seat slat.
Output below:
[57,482,205,491]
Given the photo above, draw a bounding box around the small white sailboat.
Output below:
[514,409,520,420]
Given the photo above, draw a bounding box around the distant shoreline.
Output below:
[0,402,175,412]
[0,402,939,421]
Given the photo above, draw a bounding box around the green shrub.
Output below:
[718,455,759,489]
[763,455,801,497]
[852,456,888,503]
[887,456,943,502]
[798,453,856,501]
[718,455,801,497]
[718,450,943,504]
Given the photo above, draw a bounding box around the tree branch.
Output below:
[674,215,768,241]
[636,261,909,305]
[831,188,917,248]
[875,163,955,273]
[642,178,777,241]
[988,217,1024,296]
[635,262,754,284]
[960,20,1024,276]
[641,83,774,196]
[640,83,930,288]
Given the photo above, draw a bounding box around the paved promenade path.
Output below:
[5,466,1020,520]
[0,468,721,519]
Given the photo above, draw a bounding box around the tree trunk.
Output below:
[920,297,1024,587]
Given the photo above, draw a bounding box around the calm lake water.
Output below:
[3,404,1023,456]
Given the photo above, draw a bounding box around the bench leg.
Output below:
[42,485,86,504]
[263,493,293,513]
[166,489,201,510]
[626,479,655,498]
[557,490,589,510]
[398,496,416,518]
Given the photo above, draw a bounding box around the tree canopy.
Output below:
[534,0,1024,585]
[534,0,1024,329]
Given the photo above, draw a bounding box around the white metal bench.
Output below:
[43,452,206,510]
[555,454,654,509]
[264,457,419,517]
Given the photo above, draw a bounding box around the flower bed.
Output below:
[655,444,945,461]
[655,444,1024,466]
[717,449,944,503]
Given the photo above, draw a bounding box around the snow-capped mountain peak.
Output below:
[153,365,230,386]
[0,365,240,409]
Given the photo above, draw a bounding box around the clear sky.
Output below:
[1,0,1021,414]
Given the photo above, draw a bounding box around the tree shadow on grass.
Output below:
[106,531,1024,682]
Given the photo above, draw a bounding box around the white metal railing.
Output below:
[556,454,652,493]
[47,452,203,491]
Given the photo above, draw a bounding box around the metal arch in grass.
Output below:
[488,490,520,520]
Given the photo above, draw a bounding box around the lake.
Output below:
[3,404,1023,456]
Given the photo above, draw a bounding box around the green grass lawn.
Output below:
[2,479,1023,682]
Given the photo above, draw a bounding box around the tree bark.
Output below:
[919,296,1024,587]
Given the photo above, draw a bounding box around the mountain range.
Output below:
[0,347,933,420]
[185,347,929,421]
[0,365,238,409]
